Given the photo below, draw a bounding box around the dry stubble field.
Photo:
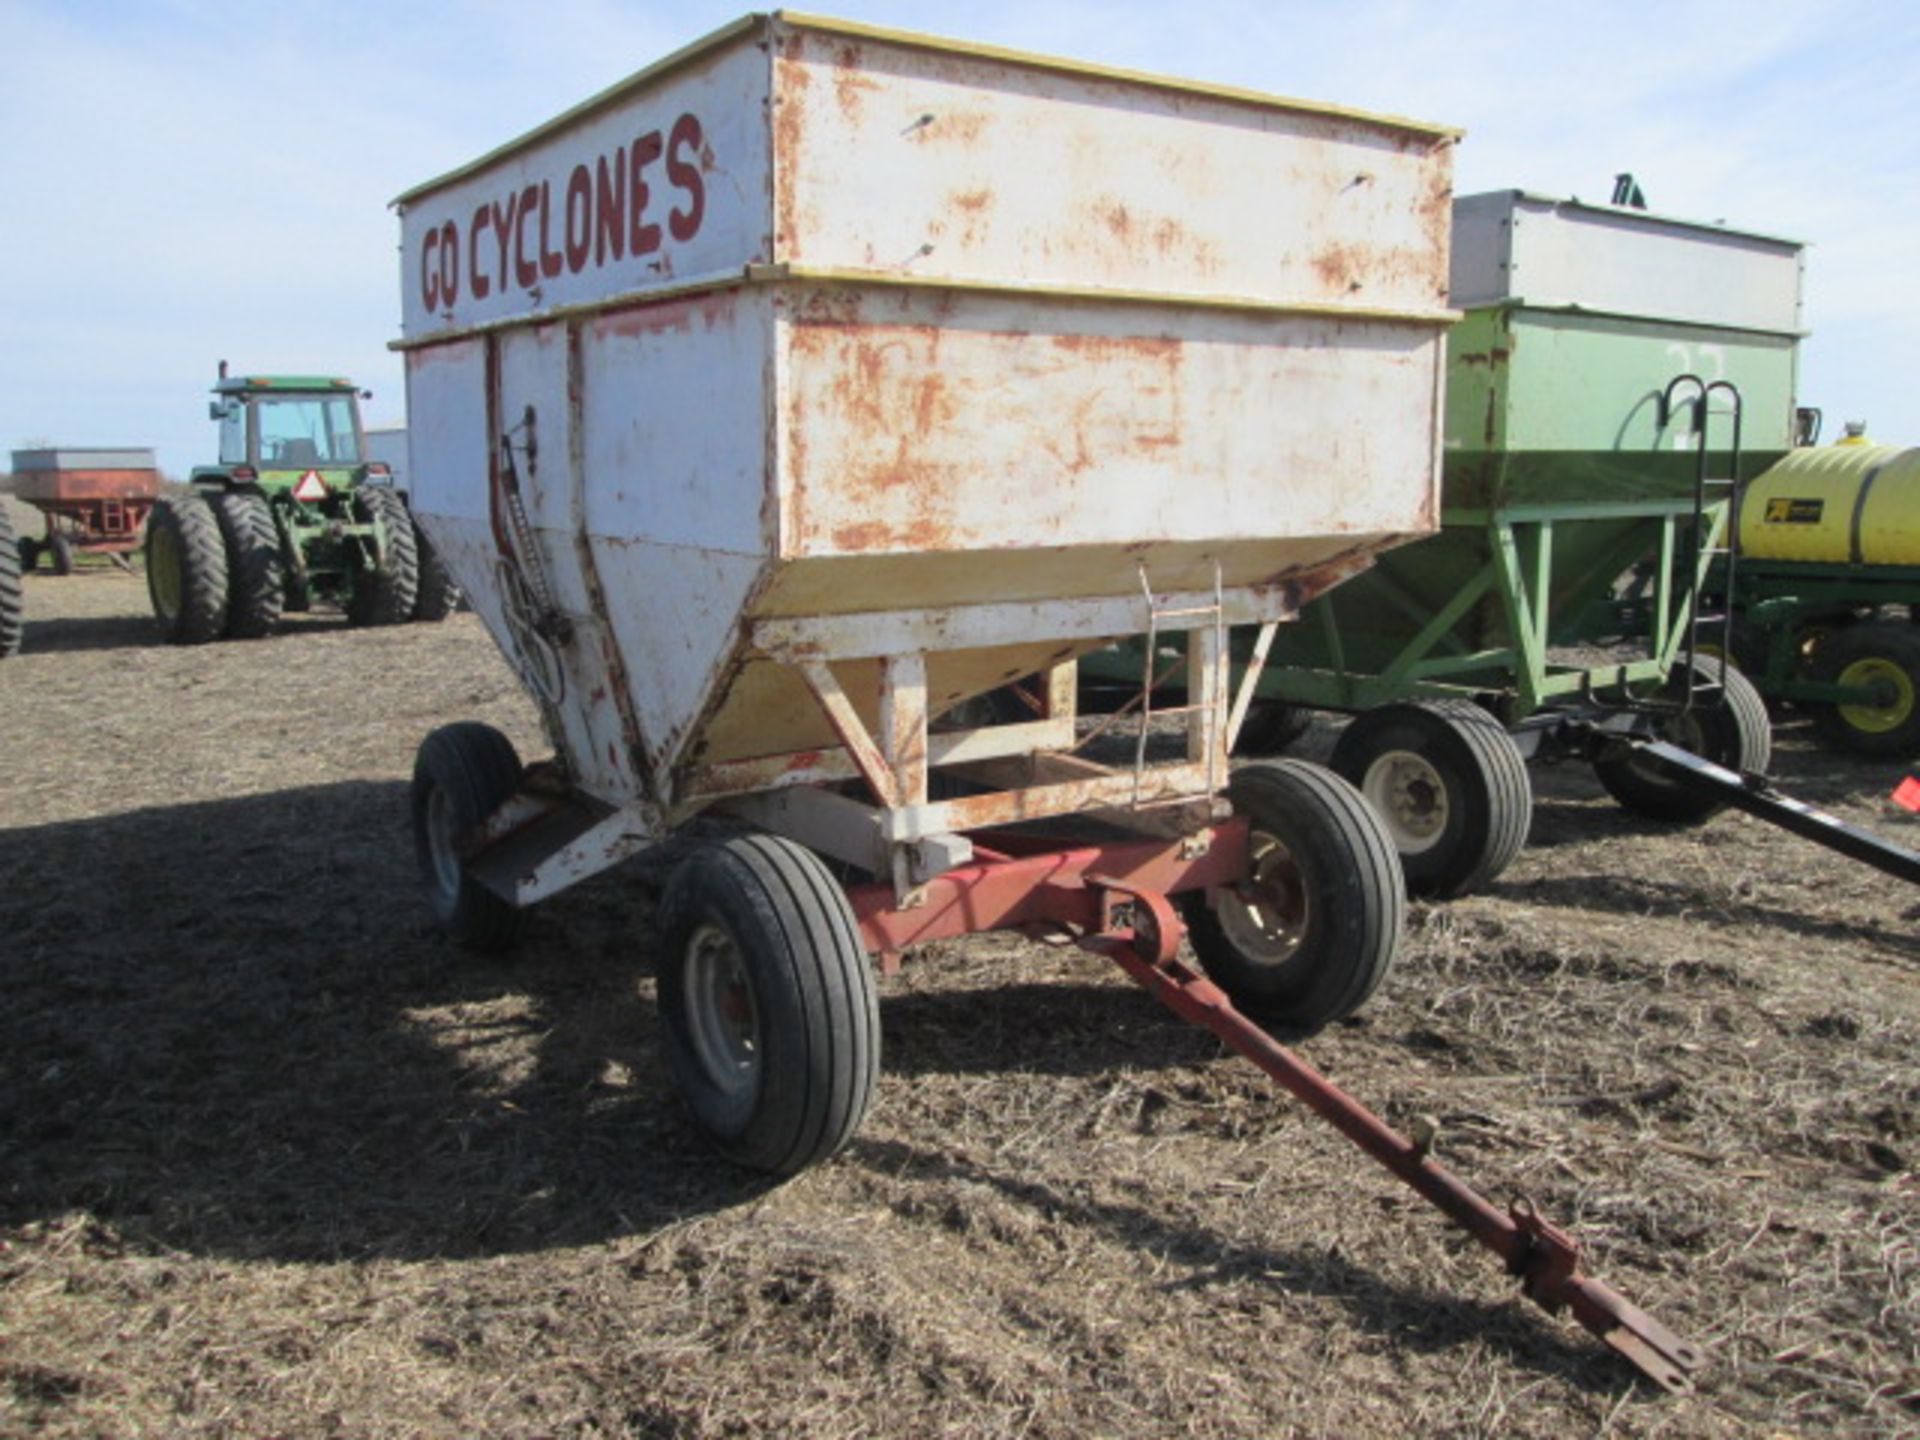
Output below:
[2,551,1917,1438]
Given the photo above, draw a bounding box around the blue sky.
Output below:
[2,0,1914,475]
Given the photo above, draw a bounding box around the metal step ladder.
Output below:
[1132,563,1229,801]
[1658,374,1745,715]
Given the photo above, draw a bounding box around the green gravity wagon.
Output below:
[1084,188,1802,896]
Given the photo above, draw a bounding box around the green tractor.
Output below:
[146,365,458,643]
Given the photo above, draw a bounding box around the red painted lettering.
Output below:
[667,113,705,243]
[438,219,460,305]
[515,184,540,289]
[564,164,593,274]
[595,150,626,265]
[421,225,441,310]
[469,204,492,299]
[629,130,663,256]
[491,195,518,293]
[538,181,564,280]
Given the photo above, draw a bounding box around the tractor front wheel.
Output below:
[657,834,879,1176]
[1594,657,1772,823]
[145,491,230,645]
[1186,759,1403,1032]
[1808,621,1920,756]
[1329,700,1532,899]
[347,487,420,626]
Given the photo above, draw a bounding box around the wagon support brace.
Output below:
[1092,925,1704,1394]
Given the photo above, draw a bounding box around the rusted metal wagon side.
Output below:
[394,11,1698,1389]
[5,448,160,574]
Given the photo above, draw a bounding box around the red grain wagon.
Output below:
[6,447,160,573]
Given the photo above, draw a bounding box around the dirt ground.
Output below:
[2,556,1916,1439]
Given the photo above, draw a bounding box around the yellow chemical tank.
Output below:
[1740,443,1920,565]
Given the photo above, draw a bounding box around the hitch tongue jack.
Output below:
[1084,882,1704,1394]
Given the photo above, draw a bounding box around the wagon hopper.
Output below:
[5,447,159,574]
[394,13,1702,1390]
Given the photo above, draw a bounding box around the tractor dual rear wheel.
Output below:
[1594,656,1772,823]
[657,834,879,1177]
[210,490,286,639]
[412,519,462,622]
[1186,759,1404,1033]
[1329,700,1532,899]
[0,504,23,658]
[348,486,420,627]
[145,491,230,645]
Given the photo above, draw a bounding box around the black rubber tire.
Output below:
[347,486,420,626]
[210,490,286,639]
[0,504,23,658]
[47,529,74,576]
[1234,700,1313,757]
[411,722,526,951]
[1594,657,1772,823]
[657,834,879,1176]
[1185,759,1404,1032]
[1329,700,1532,899]
[1808,621,1920,757]
[15,534,39,575]
[411,519,461,622]
[145,491,230,645]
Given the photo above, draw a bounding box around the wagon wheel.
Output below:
[210,490,286,639]
[1593,656,1771,823]
[1233,700,1313,757]
[1807,621,1920,757]
[347,486,420,626]
[1329,699,1532,898]
[15,534,40,574]
[47,529,74,576]
[411,722,526,951]
[0,503,23,658]
[411,517,462,622]
[145,491,230,645]
[1186,759,1404,1032]
[657,834,879,1176]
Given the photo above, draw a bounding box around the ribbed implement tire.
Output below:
[1185,759,1404,1032]
[1808,621,1920,757]
[411,722,526,951]
[658,835,879,1177]
[411,519,461,621]
[0,504,23,658]
[1595,657,1772,823]
[145,491,230,645]
[1329,699,1532,899]
[347,486,419,626]
[210,490,286,639]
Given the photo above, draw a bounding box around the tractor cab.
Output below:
[203,372,371,490]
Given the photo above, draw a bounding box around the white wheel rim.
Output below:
[425,787,463,911]
[684,922,760,1099]
[1215,830,1308,964]
[1360,748,1449,855]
